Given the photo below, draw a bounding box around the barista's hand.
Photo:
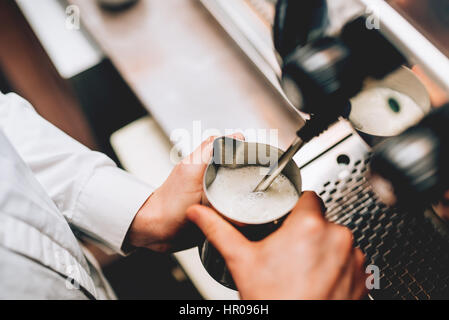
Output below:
[433,190,449,221]
[187,191,368,300]
[126,133,245,253]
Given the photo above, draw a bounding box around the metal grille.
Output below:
[318,156,449,300]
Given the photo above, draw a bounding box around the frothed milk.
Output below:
[206,166,299,223]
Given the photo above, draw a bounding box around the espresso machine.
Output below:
[200,0,449,299]
[270,0,449,299]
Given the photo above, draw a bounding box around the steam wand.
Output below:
[253,113,337,192]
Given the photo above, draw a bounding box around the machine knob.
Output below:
[281,37,358,115]
[280,17,405,116]
[369,104,449,210]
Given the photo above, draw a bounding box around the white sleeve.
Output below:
[0,92,154,253]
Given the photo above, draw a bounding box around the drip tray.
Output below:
[300,133,449,299]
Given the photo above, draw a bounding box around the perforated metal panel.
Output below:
[318,155,449,300]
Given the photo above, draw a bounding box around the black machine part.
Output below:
[369,103,449,211]
[280,16,406,116]
[273,0,329,60]
[256,3,407,192]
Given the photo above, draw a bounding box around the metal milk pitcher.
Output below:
[199,136,302,290]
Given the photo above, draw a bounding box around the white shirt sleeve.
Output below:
[0,92,154,253]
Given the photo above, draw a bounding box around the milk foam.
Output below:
[350,87,425,136]
[206,166,299,223]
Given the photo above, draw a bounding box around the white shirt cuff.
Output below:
[73,167,154,254]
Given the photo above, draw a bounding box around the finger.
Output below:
[294,191,326,216]
[442,190,449,206]
[351,249,368,300]
[284,191,326,227]
[197,133,245,164]
[182,135,218,166]
[186,205,251,262]
[312,225,354,299]
[227,132,245,141]
[331,249,358,300]
[298,191,326,212]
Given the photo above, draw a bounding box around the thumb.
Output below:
[187,205,251,261]
[284,191,326,225]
